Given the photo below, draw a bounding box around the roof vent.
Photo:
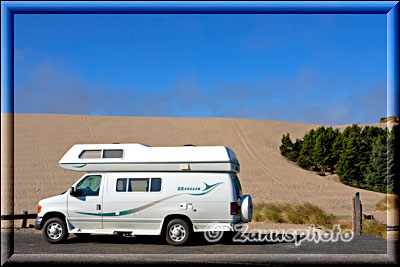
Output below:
[183,144,196,146]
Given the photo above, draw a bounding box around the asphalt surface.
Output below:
[5,230,392,254]
[1,230,397,265]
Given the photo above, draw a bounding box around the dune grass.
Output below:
[253,202,337,227]
[253,202,389,239]
[375,195,399,211]
[362,221,387,239]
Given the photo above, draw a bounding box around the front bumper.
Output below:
[34,218,42,230]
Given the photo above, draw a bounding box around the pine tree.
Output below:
[365,135,388,192]
[388,125,399,194]
[361,126,386,149]
[332,130,344,172]
[324,127,338,172]
[336,132,362,186]
[313,133,329,174]
[360,126,387,182]
[287,138,303,162]
[358,137,371,183]
[343,124,362,138]
[297,129,315,170]
[314,126,326,139]
[280,133,293,157]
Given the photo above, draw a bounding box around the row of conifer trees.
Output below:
[280,124,399,194]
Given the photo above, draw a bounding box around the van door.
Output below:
[67,174,103,230]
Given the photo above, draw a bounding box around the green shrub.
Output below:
[253,202,337,227]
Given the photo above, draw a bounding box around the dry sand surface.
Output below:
[2,113,391,222]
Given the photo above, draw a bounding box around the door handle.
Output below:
[96,204,101,211]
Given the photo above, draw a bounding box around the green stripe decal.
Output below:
[74,164,87,168]
[71,219,162,223]
[188,182,222,196]
[75,183,224,217]
[75,193,185,217]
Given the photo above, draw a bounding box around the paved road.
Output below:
[5,230,391,254]
[1,229,397,267]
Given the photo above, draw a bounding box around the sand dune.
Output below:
[4,113,387,218]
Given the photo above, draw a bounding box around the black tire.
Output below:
[165,219,191,246]
[42,217,69,244]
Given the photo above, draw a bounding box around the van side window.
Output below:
[232,175,242,196]
[128,178,149,192]
[79,150,102,159]
[150,178,162,192]
[103,149,123,158]
[76,175,102,196]
[116,178,127,192]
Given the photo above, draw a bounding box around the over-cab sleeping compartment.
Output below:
[59,144,240,173]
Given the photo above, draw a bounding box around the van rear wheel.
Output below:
[166,219,190,246]
[43,217,69,244]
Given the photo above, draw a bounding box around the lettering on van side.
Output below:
[177,182,222,193]
[177,187,201,191]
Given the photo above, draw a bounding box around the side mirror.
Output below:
[75,189,83,197]
[70,187,83,197]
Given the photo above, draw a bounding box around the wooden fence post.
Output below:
[359,202,362,235]
[21,211,28,228]
[352,195,356,233]
[352,192,362,235]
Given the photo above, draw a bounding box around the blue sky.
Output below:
[14,14,388,125]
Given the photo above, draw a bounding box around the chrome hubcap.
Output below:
[47,222,62,240]
[169,224,186,242]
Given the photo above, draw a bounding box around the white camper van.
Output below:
[35,144,252,245]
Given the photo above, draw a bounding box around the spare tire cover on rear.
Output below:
[240,195,253,223]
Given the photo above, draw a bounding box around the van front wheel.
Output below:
[166,219,190,246]
[43,217,69,244]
